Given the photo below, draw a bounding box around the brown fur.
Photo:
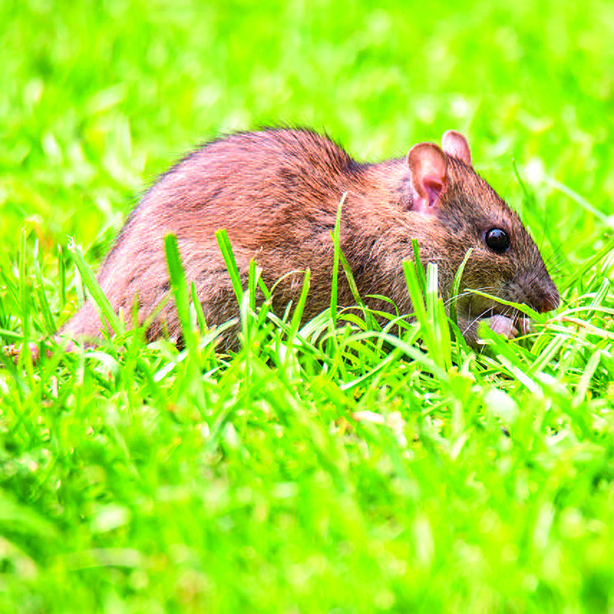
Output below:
[63,128,559,347]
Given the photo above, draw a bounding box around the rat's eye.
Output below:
[485,228,510,252]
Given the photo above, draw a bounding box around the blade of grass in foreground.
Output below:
[403,259,428,331]
[164,234,208,413]
[33,240,56,335]
[68,238,125,336]
[19,228,30,347]
[287,267,311,346]
[339,250,378,332]
[164,234,197,358]
[403,258,454,371]
[449,248,473,327]
[58,245,66,309]
[215,229,244,303]
[411,239,427,295]
[239,259,263,347]
[426,262,452,371]
[329,192,347,330]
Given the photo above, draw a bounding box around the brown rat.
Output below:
[62,128,559,347]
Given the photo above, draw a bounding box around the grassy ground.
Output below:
[1,0,614,612]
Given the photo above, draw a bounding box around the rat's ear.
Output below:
[441,130,472,165]
[406,142,448,213]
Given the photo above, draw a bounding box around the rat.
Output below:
[61,128,560,348]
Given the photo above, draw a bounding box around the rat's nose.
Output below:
[534,286,560,313]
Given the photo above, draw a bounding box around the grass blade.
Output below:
[68,238,125,336]
[449,248,473,326]
[412,239,427,295]
[164,234,197,356]
[215,229,244,303]
[33,240,56,335]
[329,192,347,330]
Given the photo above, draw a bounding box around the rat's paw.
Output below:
[488,314,519,339]
[489,315,532,337]
[474,314,518,345]
[460,314,533,348]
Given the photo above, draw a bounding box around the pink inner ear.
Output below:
[406,142,448,214]
[423,176,444,206]
[412,176,444,213]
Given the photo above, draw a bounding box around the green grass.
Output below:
[2,0,614,612]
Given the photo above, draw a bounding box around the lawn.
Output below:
[1,0,614,612]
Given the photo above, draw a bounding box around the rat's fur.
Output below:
[63,128,559,346]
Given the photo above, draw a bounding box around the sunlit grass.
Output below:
[1,0,614,612]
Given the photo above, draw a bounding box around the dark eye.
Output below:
[485,228,510,253]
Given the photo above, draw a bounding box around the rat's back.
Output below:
[63,128,359,341]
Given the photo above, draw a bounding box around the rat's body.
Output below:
[63,128,559,346]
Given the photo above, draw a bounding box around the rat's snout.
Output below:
[509,271,560,314]
[532,284,560,313]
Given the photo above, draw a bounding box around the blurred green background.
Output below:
[2,0,613,269]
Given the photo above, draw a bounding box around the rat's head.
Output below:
[406,131,559,341]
